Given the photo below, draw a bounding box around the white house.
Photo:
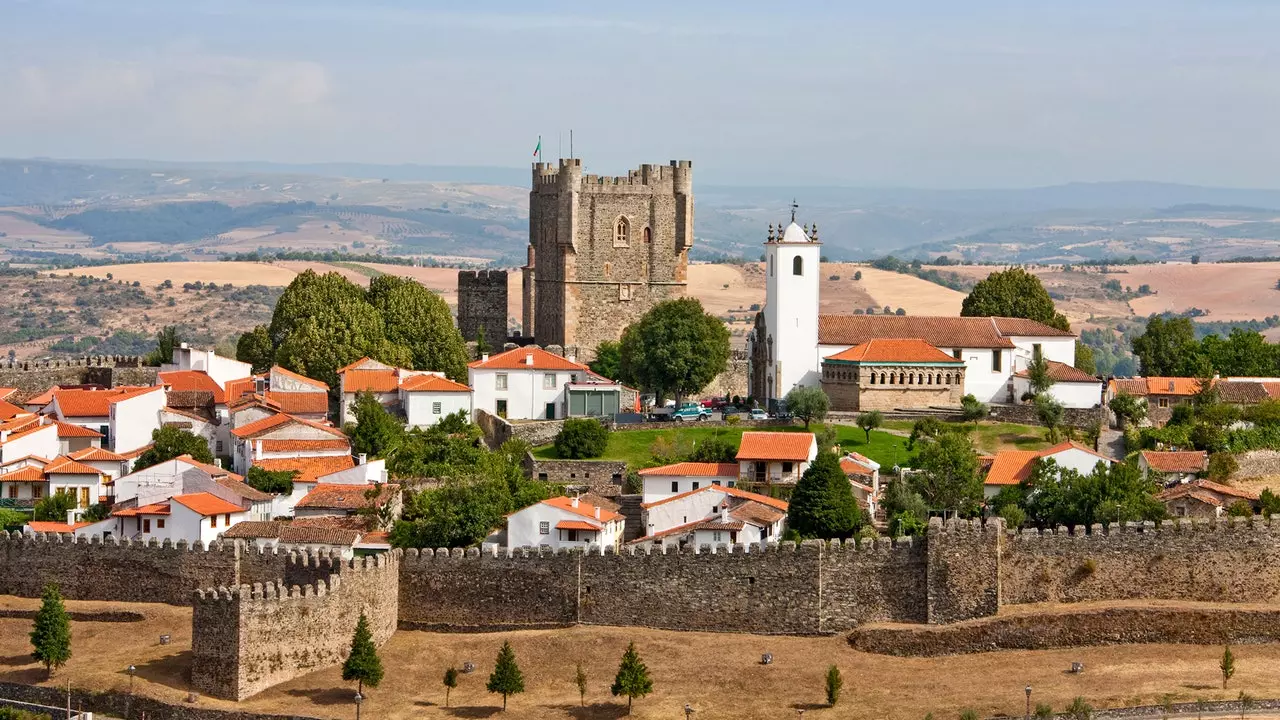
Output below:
[54,421,104,455]
[108,386,166,455]
[43,455,108,509]
[229,413,351,474]
[293,481,400,522]
[66,446,129,485]
[469,346,609,421]
[163,343,253,389]
[505,495,624,552]
[736,431,817,485]
[0,464,48,509]
[638,462,740,505]
[400,374,473,428]
[0,417,59,466]
[635,485,788,547]
[112,492,247,545]
[840,451,881,515]
[112,455,274,521]
[337,358,402,424]
[982,441,1114,499]
[1139,450,1207,485]
[1012,360,1103,409]
[221,520,365,559]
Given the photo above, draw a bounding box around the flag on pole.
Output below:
[532,136,541,159]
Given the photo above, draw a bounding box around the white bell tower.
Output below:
[762,204,822,406]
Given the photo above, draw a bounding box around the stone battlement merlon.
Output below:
[530,159,692,192]
[458,269,508,283]
[193,576,340,605]
[1006,515,1262,541]
[2,530,240,554]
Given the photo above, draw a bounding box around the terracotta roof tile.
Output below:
[44,456,103,475]
[638,462,739,477]
[2,423,56,446]
[819,316,1016,349]
[399,374,471,393]
[538,495,624,522]
[0,399,28,421]
[1141,450,1208,473]
[0,388,16,401]
[113,501,170,517]
[270,366,329,391]
[983,442,1113,486]
[264,390,329,415]
[1217,381,1270,404]
[0,466,46,482]
[729,500,787,526]
[54,421,103,438]
[27,521,94,533]
[691,519,745,532]
[469,346,589,372]
[221,520,361,545]
[640,484,789,511]
[223,377,256,405]
[338,357,393,373]
[254,456,356,483]
[555,519,603,531]
[259,439,352,452]
[1112,377,1204,397]
[171,492,244,516]
[736,432,815,461]
[827,339,965,364]
[991,318,1076,338]
[295,482,398,510]
[162,407,214,423]
[341,369,400,393]
[1159,479,1258,503]
[1014,359,1100,384]
[840,458,876,477]
[68,447,127,462]
[159,371,224,399]
[232,413,345,439]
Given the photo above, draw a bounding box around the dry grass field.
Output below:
[1123,262,1280,321]
[66,261,299,287]
[6,596,1280,720]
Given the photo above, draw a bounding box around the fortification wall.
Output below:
[399,547,578,630]
[1000,518,1280,606]
[0,356,156,400]
[457,270,509,352]
[0,532,240,605]
[1235,449,1280,479]
[192,552,399,701]
[927,519,1002,624]
[821,536,927,629]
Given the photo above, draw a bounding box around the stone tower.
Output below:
[457,269,509,352]
[526,158,694,355]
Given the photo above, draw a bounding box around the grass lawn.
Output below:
[883,418,1050,455]
[533,422,914,469]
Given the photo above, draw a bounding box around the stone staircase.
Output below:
[616,494,646,542]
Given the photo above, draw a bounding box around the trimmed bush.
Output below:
[554,419,609,459]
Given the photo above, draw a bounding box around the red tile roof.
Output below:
[270,366,330,391]
[983,441,1114,486]
[0,466,46,482]
[295,482,398,510]
[638,462,739,477]
[469,346,589,372]
[819,316,1013,349]
[539,495,624,522]
[736,432,815,461]
[113,501,171,517]
[27,521,94,534]
[826,338,964,364]
[555,519,602,531]
[991,318,1076,338]
[259,439,352,452]
[729,501,787,526]
[1141,450,1208,473]
[1159,479,1258,503]
[840,458,876,477]
[341,369,400,393]
[221,520,361,545]
[399,374,471,393]
[54,421,103,438]
[68,447,127,462]
[223,377,256,405]
[264,390,329,415]
[0,399,28,421]
[0,388,16,401]
[337,357,391,373]
[2,423,56,446]
[159,371,224,399]
[1108,377,1203,397]
[232,413,345,439]
[640,484,789,511]
[162,407,213,423]
[1014,359,1099,384]
[254,456,356,483]
[44,456,104,475]
[173,455,241,481]
[171,492,245,516]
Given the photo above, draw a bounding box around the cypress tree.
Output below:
[787,451,862,539]
[341,613,384,694]
[486,640,525,710]
[610,641,654,715]
[443,667,459,707]
[30,584,71,674]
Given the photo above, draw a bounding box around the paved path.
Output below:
[1100,428,1126,459]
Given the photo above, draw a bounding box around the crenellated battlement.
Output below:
[530,159,692,193]
[2,530,238,554]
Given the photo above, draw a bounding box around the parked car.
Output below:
[749,408,769,421]
[672,403,712,422]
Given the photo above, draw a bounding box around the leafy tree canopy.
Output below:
[554,419,609,459]
[367,275,469,382]
[132,426,214,471]
[32,493,78,523]
[909,431,983,515]
[961,267,1069,331]
[1019,458,1164,529]
[688,432,738,463]
[589,340,623,381]
[345,390,406,459]
[236,324,275,374]
[619,298,730,403]
[1131,316,1209,377]
[785,385,829,430]
[245,466,297,495]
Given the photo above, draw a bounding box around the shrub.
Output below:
[1227,500,1253,518]
[1078,558,1097,576]
[825,665,843,707]
[1035,703,1054,719]
[1208,452,1239,482]
[554,419,609,459]
[1067,697,1094,720]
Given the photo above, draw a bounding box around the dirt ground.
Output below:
[68,261,299,287]
[6,596,1280,720]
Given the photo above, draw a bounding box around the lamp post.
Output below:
[1025,685,1033,720]
[126,665,136,720]
[354,691,364,720]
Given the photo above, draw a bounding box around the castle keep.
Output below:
[522,159,693,353]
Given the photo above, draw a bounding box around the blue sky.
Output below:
[2,0,1279,187]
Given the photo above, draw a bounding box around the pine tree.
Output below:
[575,663,588,707]
[787,452,863,539]
[486,640,525,710]
[30,584,71,674]
[443,667,459,708]
[1221,645,1235,689]
[610,641,654,715]
[341,613,384,694]
[825,664,843,707]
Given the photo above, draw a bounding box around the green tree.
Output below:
[367,274,469,382]
[688,432,737,463]
[1083,419,1103,452]
[443,667,459,708]
[785,385,829,430]
[1221,645,1235,688]
[589,341,623,381]
[1227,500,1253,517]
[960,267,1069,331]
[825,664,843,707]
[554,419,609,459]
[474,325,492,360]
[342,613,383,694]
[1200,329,1280,377]
[1026,353,1056,396]
[787,452,864,539]
[32,493,78,523]
[1131,316,1206,377]
[346,390,405,459]
[960,394,988,425]
[908,417,947,450]
[911,432,982,516]
[245,466,297,494]
[857,410,884,444]
[1260,488,1280,518]
[1068,697,1095,720]
[1109,393,1147,428]
[618,298,730,404]
[486,640,525,710]
[610,642,653,715]
[882,477,929,538]
[1074,341,1097,375]
[0,508,28,530]
[1035,703,1055,719]
[1021,459,1164,530]
[1034,394,1066,443]
[144,325,181,366]
[132,426,214,471]
[30,584,71,674]
[235,324,275,374]
[574,663,588,707]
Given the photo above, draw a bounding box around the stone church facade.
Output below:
[522,158,694,354]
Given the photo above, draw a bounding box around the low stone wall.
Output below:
[1236,449,1280,479]
[191,553,399,701]
[0,682,319,720]
[849,604,1280,656]
[524,456,629,496]
[475,409,563,448]
[989,403,1106,429]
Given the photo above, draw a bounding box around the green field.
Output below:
[533,422,914,469]
[882,419,1050,455]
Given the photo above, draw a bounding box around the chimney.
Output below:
[254,439,263,458]
[180,342,189,350]
[0,430,8,443]
[214,458,222,469]
[525,353,534,366]
[358,453,367,466]
[594,506,601,520]
[567,349,577,364]
[481,353,489,362]
[570,496,580,509]
[66,508,77,525]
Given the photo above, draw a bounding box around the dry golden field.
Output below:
[66,261,299,287]
[5,596,1280,720]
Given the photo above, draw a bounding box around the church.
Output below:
[746,218,1092,412]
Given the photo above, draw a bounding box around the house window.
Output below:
[952,349,962,360]
[157,519,166,529]
[792,256,803,276]
[215,441,224,453]
[692,481,699,490]
[496,399,508,418]
[143,519,151,533]
[991,350,1002,372]
[6,486,15,499]
[712,480,721,486]
[210,516,217,528]
[671,481,679,493]
[1159,398,1169,408]
[224,513,232,525]
[538,472,548,481]
[495,373,508,391]
[539,521,550,535]
[543,373,557,389]
[32,486,43,499]
[432,402,442,414]
[782,461,793,473]
[713,531,723,543]
[614,217,630,247]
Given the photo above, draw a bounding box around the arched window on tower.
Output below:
[643,227,651,244]
[793,256,803,276]
[614,217,630,248]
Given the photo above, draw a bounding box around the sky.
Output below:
[2,0,1279,188]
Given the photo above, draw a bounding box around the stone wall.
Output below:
[822,364,965,412]
[0,356,156,401]
[989,403,1107,429]
[702,356,748,400]
[926,518,1002,624]
[1235,449,1280,479]
[525,456,628,496]
[192,552,399,701]
[457,270,509,352]
[0,681,320,720]
[399,547,579,630]
[0,532,241,605]
[821,536,927,629]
